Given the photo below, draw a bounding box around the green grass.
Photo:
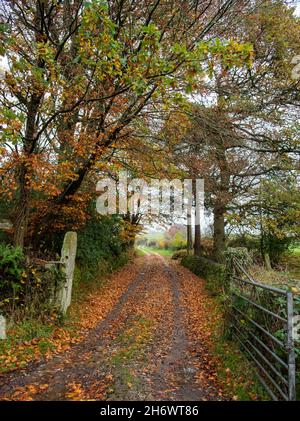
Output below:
[291,247,300,257]
[212,336,267,400]
[0,319,59,373]
[135,247,148,257]
[111,316,152,366]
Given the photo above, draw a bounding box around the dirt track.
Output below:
[0,254,226,401]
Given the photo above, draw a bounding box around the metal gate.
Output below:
[227,257,296,401]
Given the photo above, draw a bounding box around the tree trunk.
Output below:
[13,200,29,248]
[14,202,29,248]
[187,222,193,254]
[13,96,42,247]
[193,180,201,256]
[13,161,30,248]
[212,101,230,263]
[212,203,226,263]
[194,224,201,256]
[264,252,272,271]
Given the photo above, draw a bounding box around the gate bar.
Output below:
[231,313,288,370]
[232,290,287,322]
[287,292,296,401]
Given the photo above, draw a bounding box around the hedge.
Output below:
[181,255,226,294]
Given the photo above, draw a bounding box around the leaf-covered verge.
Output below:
[181,256,267,400]
[0,254,262,401]
[0,209,139,374]
[0,249,133,375]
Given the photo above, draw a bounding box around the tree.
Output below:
[0,0,253,248]
[228,173,300,267]
[168,0,300,262]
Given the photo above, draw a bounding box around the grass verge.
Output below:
[0,253,131,375]
[205,296,268,401]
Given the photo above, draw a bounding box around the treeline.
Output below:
[0,0,256,320]
[0,0,252,249]
[136,226,187,251]
[157,1,300,267]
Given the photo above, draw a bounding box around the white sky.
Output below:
[0,3,299,70]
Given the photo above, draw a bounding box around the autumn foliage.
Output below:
[0,0,253,248]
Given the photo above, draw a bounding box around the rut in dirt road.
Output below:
[0,254,227,401]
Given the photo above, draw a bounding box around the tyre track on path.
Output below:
[0,255,153,400]
[0,254,226,401]
[150,256,223,401]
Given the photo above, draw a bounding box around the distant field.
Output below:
[136,246,173,257]
[140,232,165,242]
[281,246,300,278]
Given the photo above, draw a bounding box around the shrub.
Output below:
[182,255,226,294]
[0,243,25,312]
[0,243,63,320]
[76,215,130,282]
[227,235,260,251]
[267,235,294,265]
[0,243,24,280]
[0,211,133,321]
[200,237,214,258]
[169,232,186,250]
[227,235,295,266]
[225,247,253,269]
[157,239,168,249]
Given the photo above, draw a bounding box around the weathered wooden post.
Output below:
[56,231,77,314]
[0,221,11,340]
[0,315,6,340]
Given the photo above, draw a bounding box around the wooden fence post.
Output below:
[0,315,6,340]
[55,231,77,314]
